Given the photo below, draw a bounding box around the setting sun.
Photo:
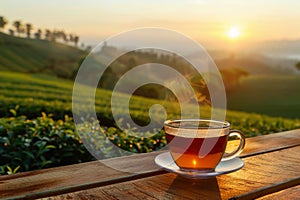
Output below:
[227,27,241,39]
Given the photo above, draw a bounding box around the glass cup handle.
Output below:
[221,130,246,161]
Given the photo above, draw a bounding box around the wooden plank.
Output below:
[48,145,300,200]
[0,129,300,199]
[238,129,300,158]
[231,177,300,200]
[0,152,164,200]
[257,185,300,200]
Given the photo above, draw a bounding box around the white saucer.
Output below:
[155,152,244,179]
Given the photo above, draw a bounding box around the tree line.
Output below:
[0,16,80,46]
[96,45,250,104]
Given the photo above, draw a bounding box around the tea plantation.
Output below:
[0,71,299,175]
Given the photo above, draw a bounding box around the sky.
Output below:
[1,0,300,48]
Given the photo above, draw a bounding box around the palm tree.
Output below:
[55,30,68,43]
[74,35,79,46]
[13,21,23,36]
[34,29,42,39]
[69,34,79,46]
[62,31,68,43]
[25,23,33,38]
[0,16,8,31]
[8,29,14,36]
[45,29,51,40]
[50,30,58,42]
[69,34,74,43]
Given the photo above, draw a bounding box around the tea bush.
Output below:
[0,72,299,175]
[0,113,93,175]
[0,113,168,175]
[1,111,299,175]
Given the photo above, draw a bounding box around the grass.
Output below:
[0,71,299,137]
[2,32,298,120]
[227,75,300,119]
[0,71,299,175]
[0,32,85,78]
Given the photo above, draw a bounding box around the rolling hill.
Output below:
[0,32,86,78]
[1,32,299,175]
[0,71,299,137]
[227,75,300,119]
[0,71,299,175]
[1,32,299,122]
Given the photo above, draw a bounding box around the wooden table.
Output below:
[1,129,300,200]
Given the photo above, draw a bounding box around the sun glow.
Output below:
[192,159,197,166]
[227,26,241,39]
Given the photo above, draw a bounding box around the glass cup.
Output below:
[164,119,245,172]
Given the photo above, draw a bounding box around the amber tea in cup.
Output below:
[164,119,245,172]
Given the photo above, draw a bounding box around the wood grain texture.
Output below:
[48,146,300,200]
[0,151,164,200]
[231,176,300,200]
[239,129,300,158]
[257,184,300,200]
[0,129,300,199]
